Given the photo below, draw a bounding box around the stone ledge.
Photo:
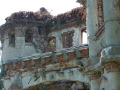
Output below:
[3,46,88,76]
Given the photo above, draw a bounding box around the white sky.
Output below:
[0,0,80,25]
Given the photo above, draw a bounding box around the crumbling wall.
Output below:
[1,27,37,62]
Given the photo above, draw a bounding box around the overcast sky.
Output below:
[0,0,80,25]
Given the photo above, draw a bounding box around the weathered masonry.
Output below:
[0,7,89,90]
[0,0,120,90]
[78,0,120,90]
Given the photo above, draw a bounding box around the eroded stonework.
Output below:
[0,0,120,90]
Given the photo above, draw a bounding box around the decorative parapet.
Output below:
[3,45,88,76]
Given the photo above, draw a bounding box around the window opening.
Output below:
[47,37,56,52]
[25,30,33,43]
[62,31,74,48]
[81,29,87,44]
[9,34,15,45]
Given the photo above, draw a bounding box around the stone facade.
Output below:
[0,0,120,90]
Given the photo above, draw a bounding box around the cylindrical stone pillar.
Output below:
[86,0,98,36]
[86,0,100,59]
[105,62,120,90]
[103,0,120,46]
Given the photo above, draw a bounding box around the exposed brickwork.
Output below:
[24,60,31,68]
[15,61,21,70]
[66,51,75,61]
[33,59,43,68]
[44,56,52,64]
[80,48,88,58]
[6,63,13,70]
[56,54,63,63]
[105,62,120,73]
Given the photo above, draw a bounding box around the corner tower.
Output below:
[0,8,51,62]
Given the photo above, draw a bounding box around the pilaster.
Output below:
[86,0,100,65]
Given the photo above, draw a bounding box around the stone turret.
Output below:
[1,26,43,62]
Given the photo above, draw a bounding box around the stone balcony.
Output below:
[2,45,88,89]
[3,45,88,76]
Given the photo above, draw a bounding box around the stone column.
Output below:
[101,0,120,89]
[89,71,101,90]
[103,0,120,46]
[86,0,98,36]
[86,0,100,64]
[105,62,120,90]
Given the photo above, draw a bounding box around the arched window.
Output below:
[25,30,33,43]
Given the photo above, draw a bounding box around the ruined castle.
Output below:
[0,0,120,90]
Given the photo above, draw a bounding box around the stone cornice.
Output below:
[49,20,85,32]
[100,46,120,65]
[100,55,120,65]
